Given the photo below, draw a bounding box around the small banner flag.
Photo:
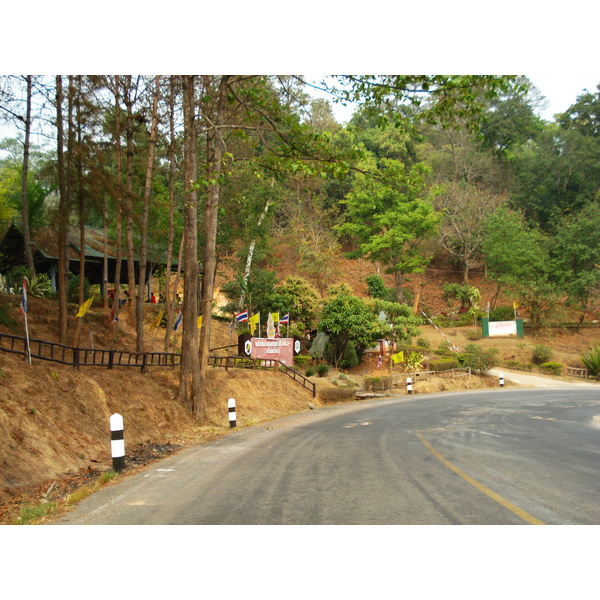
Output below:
[174,310,183,332]
[376,355,383,370]
[279,313,289,324]
[197,315,203,328]
[20,277,28,315]
[151,309,164,329]
[76,297,94,318]
[391,351,405,364]
[249,312,260,335]
[512,301,520,309]
[235,310,249,323]
[270,312,279,323]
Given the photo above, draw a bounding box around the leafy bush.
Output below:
[539,362,563,376]
[365,275,386,299]
[489,306,515,321]
[428,358,459,371]
[338,342,359,369]
[532,345,553,365]
[316,364,329,377]
[24,273,51,298]
[580,346,600,377]
[404,351,423,373]
[293,355,312,368]
[416,337,430,349]
[305,367,316,377]
[461,344,498,375]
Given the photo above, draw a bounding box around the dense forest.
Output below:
[1,74,599,420]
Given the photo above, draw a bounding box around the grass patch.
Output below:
[13,470,120,524]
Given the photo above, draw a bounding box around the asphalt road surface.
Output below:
[52,382,600,525]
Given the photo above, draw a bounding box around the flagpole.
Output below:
[23,310,31,364]
[21,277,31,364]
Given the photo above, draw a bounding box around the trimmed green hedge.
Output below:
[428,358,459,371]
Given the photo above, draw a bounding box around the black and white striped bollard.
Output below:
[499,373,504,387]
[110,413,125,472]
[228,398,236,428]
[407,377,413,395]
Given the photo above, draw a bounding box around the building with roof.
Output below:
[0,223,181,297]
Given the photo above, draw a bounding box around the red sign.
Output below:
[251,338,294,365]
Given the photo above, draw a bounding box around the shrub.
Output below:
[365,275,386,299]
[404,351,423,373]
[338,343,359,369]
[428,358,459,371]
[293,355,312,368]
[466,330,482,341]
[461,344,498,375]
[416,337,430,349]
[316,364,329,377]
[532,345,553,365]
[305,367,316,377]
[539,362,563,376]
[580,346,600,377]
[489,306,515,321]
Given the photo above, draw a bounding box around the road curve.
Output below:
[52,382,600,525]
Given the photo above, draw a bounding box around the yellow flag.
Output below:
[513,301,520,310]
[391,351,405,364]
[197,315,203,328]
[151,309,164,329]
[76,297,94,318]
[248,313,260,324]
[271,312,279,322]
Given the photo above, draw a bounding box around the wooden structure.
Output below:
[0,223,180,297]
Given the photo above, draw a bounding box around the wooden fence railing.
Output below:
[0,331,315,395]
[207,355,316,397]
[0,331,181,372]
[373,367,472,391]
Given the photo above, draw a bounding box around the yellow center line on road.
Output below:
[415,431,545,525]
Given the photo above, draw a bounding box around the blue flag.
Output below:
[173,310,183,332]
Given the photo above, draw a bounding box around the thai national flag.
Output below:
[173,310,183,331]
[279,313,289,324]
[235,310,249,323]
[20,278,28,315]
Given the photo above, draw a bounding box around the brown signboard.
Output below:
[251,338,295,365]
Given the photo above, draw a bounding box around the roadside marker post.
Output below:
[110,413,125,472]
[407,377,413,395]
[228,398,237,428]
[499,373,504,387]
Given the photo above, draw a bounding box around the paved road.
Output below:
[489,368,599,388]
[53,377,600,525]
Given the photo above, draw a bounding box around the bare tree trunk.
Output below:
[164,76,177,352]
[111,75,123,347]
[56,76,70,345]
[197,75,230,420]
[135,75,160,353]
[123,76,137,325]
[178,75,201,415]
[21,75,35,273]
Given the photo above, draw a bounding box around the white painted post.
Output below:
[407,377,413,395]
[110,413,125,472]
[499,373,504,387]
[228,398,237,428]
